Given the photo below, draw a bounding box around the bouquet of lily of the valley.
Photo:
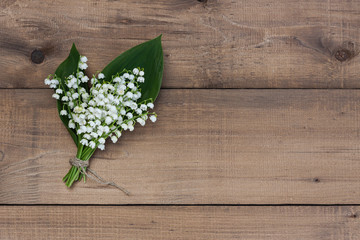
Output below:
[44,36,163,194]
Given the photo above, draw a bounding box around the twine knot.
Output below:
[70,157,130,196]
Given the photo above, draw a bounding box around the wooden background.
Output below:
[0,0,360,239]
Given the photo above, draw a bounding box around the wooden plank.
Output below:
[1,0,360,89]
[1,89,360,204]
[0,206,359,240]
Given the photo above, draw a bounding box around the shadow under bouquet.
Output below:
[44,36,163,194]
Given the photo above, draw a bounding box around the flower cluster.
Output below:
[44,56,157,151]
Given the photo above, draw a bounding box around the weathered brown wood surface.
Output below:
[1,89,360,204]
[1,0,360,239]
[1,206,359,240]
[1,0,360,89]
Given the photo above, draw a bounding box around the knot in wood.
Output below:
[334,48,351,62]
[31,49,45,64]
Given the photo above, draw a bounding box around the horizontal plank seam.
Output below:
[1,204,360,207]
[2,88,360,90]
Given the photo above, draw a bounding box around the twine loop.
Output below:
[69,157,130,195]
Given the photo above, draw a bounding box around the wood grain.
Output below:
[1,0,360,89]
[1,89,360,204]
[0,206,359,240]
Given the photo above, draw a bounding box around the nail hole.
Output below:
[31,49,45,64]
[313,178,320,183]
[349,213,357,218]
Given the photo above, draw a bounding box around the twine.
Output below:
[69,157,130,195]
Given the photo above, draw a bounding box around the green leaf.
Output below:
[55,44,80,87]
[54,43,81,146]
[102,35,163,101]
[57,100,78,147]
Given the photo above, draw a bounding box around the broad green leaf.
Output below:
[57,100,78,146]
[55,44,80,88]
[54,44,80,146]
[102,35,163,101]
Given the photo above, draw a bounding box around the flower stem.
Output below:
[63,144,92,188]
